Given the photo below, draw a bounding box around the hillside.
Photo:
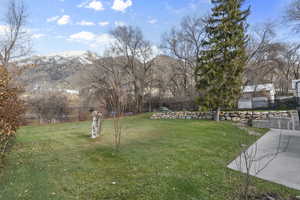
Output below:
[16,53,179,94]
[16,51,93,92]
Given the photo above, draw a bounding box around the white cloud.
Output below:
[55,35,65,39]
[114,21,126,27]
[68,31,115,52]
[0,25,9,35]
[165,0,211,15]
[0,25,32,35]
[32,34,46,39]
[152,45,162,56]
[69,31,96,41]
[148,19,157,24]
[0,25,42,39]
[77,1,86,7]
[47,16,60,23]
[47,15,71,25]
[57,15,71,25]
[46,50,87,57]
[78,0,104,11]
[111,0,132,12]
[99,21,109,26]
[77,20,95,26]
[91,34,114,48]
[87,0,104,10]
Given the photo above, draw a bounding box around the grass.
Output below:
[0,113,298,200]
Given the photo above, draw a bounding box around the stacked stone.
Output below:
[150,112,214,120]
[150,110,295,122]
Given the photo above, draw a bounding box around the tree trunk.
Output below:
[135,95,143,113]
[148,98,152,112]
[214,107,221,122]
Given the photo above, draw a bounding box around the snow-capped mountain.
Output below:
[17,51,94,92]
[16,51,171,95]
[44,50,87,58]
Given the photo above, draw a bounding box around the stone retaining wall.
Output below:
[151,111,297,123]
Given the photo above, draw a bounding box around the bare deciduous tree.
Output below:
[0,0,29,165]
[247,39,300,96]
[285,0,300,32]
[27,92,70,124]
[110,26,155,113]
[245,23,277,86]
[276,43,300,94]
[161,15,206,98]
[0,0,31,68]
[109,82,126,152]
[83,51,128,151]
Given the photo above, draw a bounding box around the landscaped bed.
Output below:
[0,114,298,200]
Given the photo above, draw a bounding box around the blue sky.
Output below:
[0,0,296,55]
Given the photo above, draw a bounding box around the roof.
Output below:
[243,83,275,93]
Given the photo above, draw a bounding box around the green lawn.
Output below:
[0,114,298,200]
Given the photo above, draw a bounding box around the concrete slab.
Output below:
[228,129,300,191]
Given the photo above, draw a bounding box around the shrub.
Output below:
[0,67,25,165]
[28,92,70,124]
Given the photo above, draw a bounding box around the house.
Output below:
[238,83,275,109]
[292,80,300,97]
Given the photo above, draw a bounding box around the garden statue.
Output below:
[90,109,103,139]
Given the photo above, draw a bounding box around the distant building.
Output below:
[292,80,300,97]
[238,83,275,109]
[242,84,275,101]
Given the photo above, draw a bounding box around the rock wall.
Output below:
[150,111,297,123]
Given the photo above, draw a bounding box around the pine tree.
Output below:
[195,0,250,121]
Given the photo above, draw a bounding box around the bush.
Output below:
[0,67,25,165]
[28,92,70,124]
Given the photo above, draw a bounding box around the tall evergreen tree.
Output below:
[195,0,250,121]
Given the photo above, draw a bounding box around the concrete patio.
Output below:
[228,129,300,191]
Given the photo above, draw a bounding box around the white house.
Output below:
[292,79,300,97]
[238,83,275,109]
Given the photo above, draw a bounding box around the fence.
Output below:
[23,106,136,125]
[147,97,300,112]
[236,97,300,111]
[23,106,98,125]
[23,97,300,125]
[145,98,198,112]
